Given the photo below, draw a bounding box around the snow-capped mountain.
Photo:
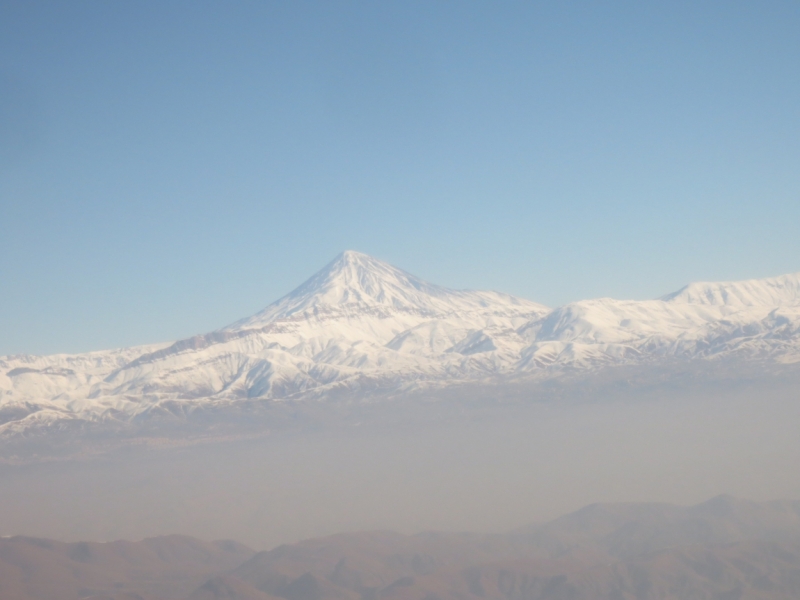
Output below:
[2,251,799,434]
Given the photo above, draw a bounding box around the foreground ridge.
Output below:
[2,252,800,434]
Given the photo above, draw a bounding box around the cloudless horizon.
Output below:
[2,1,800,355]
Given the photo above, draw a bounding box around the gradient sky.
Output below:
[1,1,799,355]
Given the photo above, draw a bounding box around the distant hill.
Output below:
[8,496,796,599]
[194,495,800,600]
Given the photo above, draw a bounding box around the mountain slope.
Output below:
[2,252,800,434]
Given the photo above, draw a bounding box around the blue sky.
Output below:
[1,1,799,355]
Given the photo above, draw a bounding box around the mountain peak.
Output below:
[661,272,800,307]
[336,249,370,263]
[322,250,406,283]
[227,251,449,329]
[292,250,443,306]
[227,251,545,330]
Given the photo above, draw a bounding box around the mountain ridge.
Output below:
[196,495,800,600]
[662,271,800,307]
[2,252,800,435]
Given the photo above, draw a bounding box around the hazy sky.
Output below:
[2,1,799,355]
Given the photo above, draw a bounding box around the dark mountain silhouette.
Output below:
[4,496,800,599]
